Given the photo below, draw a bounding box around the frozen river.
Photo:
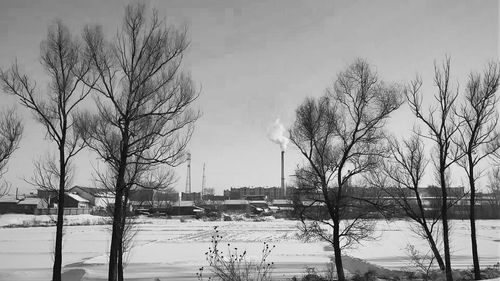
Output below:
[0,216,498,280]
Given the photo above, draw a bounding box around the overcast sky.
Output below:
[0,0,498,195]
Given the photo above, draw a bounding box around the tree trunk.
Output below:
[416,191,445,270]
[429,236,445,271]
[442,210,452,281]
[333,218,345,281]
[118,192,129,281]
[52,147,66,281]
[469,165,481,280]
[424,225,445,270]
[440,165,453,281]
[118,242,124,281]
[108,187,123,281]
[109,125,130,281]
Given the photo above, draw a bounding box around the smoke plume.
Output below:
[267,118,289,151]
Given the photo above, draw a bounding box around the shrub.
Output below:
[351,270,377,281]
[302,274,328,281]
[197,226,275,281]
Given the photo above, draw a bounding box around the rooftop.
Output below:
[67,193,90,203]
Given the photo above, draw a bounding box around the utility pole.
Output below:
[202,163,206,197]
[185,153,191,193]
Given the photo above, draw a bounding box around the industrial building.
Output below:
[223,186,292,200]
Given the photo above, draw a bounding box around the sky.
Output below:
[0,0,498,195]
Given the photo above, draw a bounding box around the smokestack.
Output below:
[281,151,285,197]
[268,118,289,198]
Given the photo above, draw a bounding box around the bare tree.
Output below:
[203,187,215,196]
[290,59,403,281]
[76,4,199,280]
[370,135,445,270]
[454,61,500,279]
[406,57,463,281]
[487,167,500,212]
[0,20,90,281]
[0,108,23,198]
[30,155,75,209]
[146,173,177,208]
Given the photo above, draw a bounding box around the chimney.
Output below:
[281,150,285,197]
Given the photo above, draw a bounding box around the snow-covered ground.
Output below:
[0,215,498,280]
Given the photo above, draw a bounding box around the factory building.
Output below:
[223,186,288,200]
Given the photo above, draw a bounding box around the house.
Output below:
[167,201,204,216]
[68,186,114,209]
[128,188,179,208]
[36,189,59,207]
[52,193,90,208]
[65,193,90,208]
[222,199,250,212]
[247,199,270,214]
[271,199,294,211]
[17,198,47,214]
[202,194,227,202]
[0,196,20,214]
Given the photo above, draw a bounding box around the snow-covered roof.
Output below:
[69,186,111,197]
[0,196,19,203]
[247,200,267,204]
[177,201,196,207]
[67,193,89,203]
[300,200,326,207]
[17,198,43,205]
[223,200,249,205]
[272,199,293,205]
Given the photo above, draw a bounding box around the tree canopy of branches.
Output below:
[371,135,445,270]
[0,20,90,281]
[454,61,500,279]
[487,167,500,211]
[0,108,23,198]
[76,4,199,280]
[290,59,403,281]
[405,57,463,281]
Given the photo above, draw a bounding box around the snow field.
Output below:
[0,215,498,280]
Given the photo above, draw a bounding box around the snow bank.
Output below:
[0,214,110,227]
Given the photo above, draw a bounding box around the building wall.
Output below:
[68,187,96,206]
[223,187,285,200]
[182,192,201,202]
[0,202,19,214]
[95,197,114,208]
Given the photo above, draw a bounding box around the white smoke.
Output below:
[267,118,289,151]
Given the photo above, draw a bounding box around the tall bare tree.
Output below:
[487,167,500,213]
[370,135,445,270]
[76,4,199,280]
[454,61,500,280]
[406,57,463,281]
[290,59,403,281]
[0,108,23,198]
[0,20,90,281]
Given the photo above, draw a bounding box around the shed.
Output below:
[65,193,90,208]
[0,196,20,214]
[167,201,205,216]
[271,199,294,211]
[17,198,47,214]
[222,199,250,212]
